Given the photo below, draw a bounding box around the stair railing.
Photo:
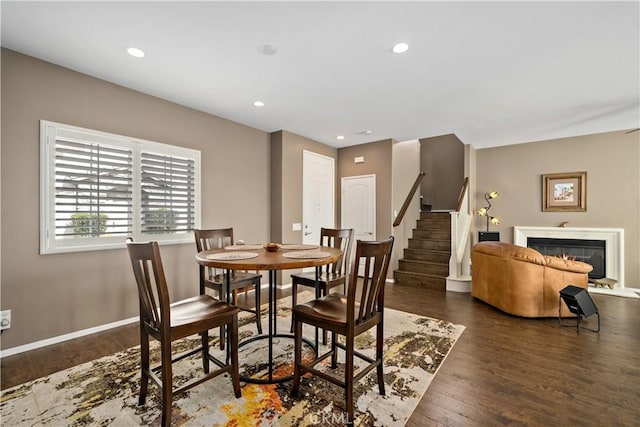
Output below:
[393,172,425,227]
[449,177,472,279]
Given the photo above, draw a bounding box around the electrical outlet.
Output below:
[0,310,11,330]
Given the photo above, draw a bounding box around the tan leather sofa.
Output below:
[471,241,593,317]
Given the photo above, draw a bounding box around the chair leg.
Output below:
[201,332,210,373]
[254,279,262,334]
[376,322,385,396]
[160,340,173,427]
[321,286,328,345]
[290,280,298,333]
[345,333,355,424]
[230,315,241,398]
[330,331,338,368]
[138,327,150,406]
[291,314,302,396]
[219,286,229,350]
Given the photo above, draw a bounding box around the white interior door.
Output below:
[341,174,376,241]
[342,175,376,276]
[303,150,335,245]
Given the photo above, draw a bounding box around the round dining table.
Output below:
[195,244,343,384]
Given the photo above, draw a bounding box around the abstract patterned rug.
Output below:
[1,296,464,426]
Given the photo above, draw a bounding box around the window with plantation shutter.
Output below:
[41,121,201,254]
[54,139,133,239]
[140,152,195,235]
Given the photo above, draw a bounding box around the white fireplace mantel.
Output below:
[513,226,625,288]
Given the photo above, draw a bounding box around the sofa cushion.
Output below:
[472,241,546,265]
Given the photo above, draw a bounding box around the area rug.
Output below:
[0,296,465,426]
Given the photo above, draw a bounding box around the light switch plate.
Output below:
[292,223,302,231]
[0,310,11,330]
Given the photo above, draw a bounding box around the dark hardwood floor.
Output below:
[2,285,639,426]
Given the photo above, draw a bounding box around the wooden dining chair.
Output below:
[291,236,394,425]
[194,228,262,349]
[289,227,354,342]
[126,239,241,427]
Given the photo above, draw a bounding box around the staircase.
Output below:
[394,211,451,290]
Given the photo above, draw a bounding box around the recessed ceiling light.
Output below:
[337,135,345,140]
[258,44,278,56]
[127,47,145,58]
[253,101,265,107]
[392,42,409,54]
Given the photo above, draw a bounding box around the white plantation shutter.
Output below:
[41,121,200,254]
[140,152,195,234]
[54,138,133,238]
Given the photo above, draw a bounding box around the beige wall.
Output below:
[392,140,421,272]
[1,49,271,350]
[338,139,394,245]
[465,144,477,216]
[269,131,337,283]
[476,130,639,287]
[420,134,465,210]
[270,130,337,246]
[270,131,284,242]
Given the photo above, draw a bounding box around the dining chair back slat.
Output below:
[350,240,393,325]
[320,228,353,280]
[128,241,168,331]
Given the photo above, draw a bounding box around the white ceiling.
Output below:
[2,1,638,149]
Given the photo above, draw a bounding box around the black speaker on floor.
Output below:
[558,285,600,332]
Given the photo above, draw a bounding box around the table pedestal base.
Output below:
[238,334,316,384]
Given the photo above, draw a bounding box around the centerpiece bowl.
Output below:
[263,242,281,252]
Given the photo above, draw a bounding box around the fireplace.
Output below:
[527,237,605,280]
[513,226,625,289]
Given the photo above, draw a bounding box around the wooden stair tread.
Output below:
[405,247,450,254]
[395,270,446,279]
[400,259,448,266]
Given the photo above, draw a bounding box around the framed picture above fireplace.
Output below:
[542,171,587,212]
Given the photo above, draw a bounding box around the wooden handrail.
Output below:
[455,177,470,213]
[393,172,425,227]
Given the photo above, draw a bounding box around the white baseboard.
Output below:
[446,275,472,293]
[0,316,139,358]
[588,284,640,299]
